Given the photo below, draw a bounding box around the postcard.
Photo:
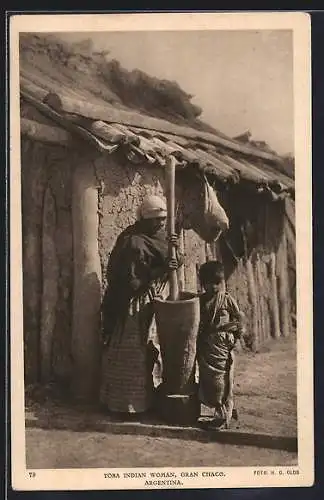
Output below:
[9,11,313,490]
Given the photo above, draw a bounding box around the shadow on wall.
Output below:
[71,269,103,403]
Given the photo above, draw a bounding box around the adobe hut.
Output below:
[19,34,295,402]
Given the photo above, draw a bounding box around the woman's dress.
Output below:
[100,222,170,413]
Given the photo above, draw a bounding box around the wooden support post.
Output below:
[246,258,258,351]
[276,233,291,338]
[71,159,102,402]
[269,252,281,338]
[255,255,265,345]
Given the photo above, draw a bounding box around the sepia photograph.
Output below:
[9,12,313,490]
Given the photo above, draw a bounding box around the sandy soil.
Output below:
[26,428,297,469]
[234,332,297,436]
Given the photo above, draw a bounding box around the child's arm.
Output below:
[227,294,246,339]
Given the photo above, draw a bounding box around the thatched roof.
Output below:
[19,33,294,196]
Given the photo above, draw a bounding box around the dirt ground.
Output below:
[26,428,297,469]
[25,333,297,469]
[233,332,297,436]
[26,331,297,435]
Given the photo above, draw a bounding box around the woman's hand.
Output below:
[167,257,179,270]
[168,233,179,248]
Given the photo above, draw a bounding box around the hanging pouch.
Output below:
[204,175,229,230]
[196,175,229,243]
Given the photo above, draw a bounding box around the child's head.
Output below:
[199,260,225,294]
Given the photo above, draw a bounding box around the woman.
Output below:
[197,261,245,429]
[100,195,183,415]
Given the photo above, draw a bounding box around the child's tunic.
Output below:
[197,291,243,410]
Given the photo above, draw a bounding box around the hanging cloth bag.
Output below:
[200,174,229,242]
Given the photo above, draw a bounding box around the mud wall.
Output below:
[21,138,74,385]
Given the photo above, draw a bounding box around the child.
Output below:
[197,260,245,429]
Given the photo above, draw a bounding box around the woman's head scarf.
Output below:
[137,195,167,220]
